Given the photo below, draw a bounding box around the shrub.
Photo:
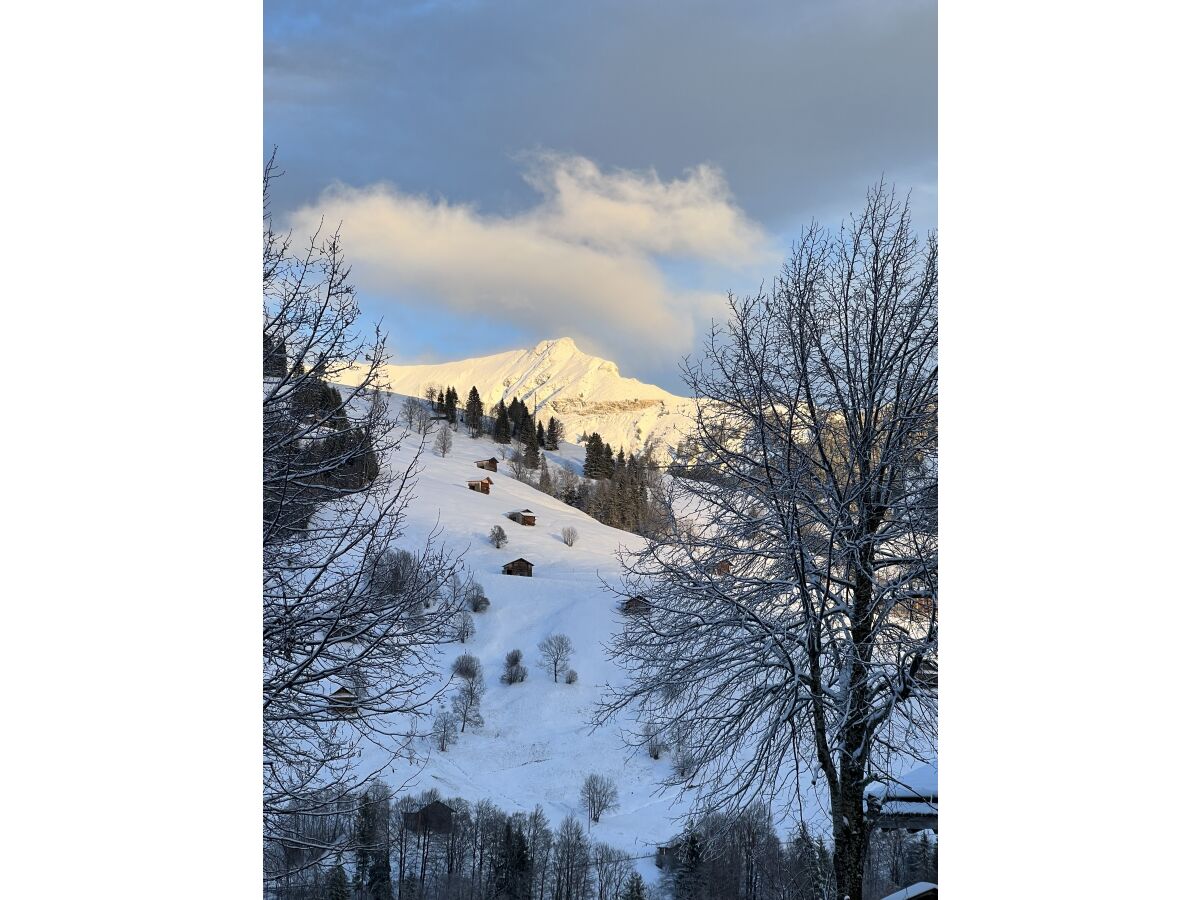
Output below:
[561,526,578,547]
[465,578,490,612]
[451,653,481,680]
[489,525,508,549]
[565,669,578,685]
[501,648,528,685]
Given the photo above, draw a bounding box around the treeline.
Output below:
[265,785,651,900]
[266,785,931,900]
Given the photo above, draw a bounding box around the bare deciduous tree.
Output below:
[597,184,937,900]
[433,710,458,752]
[451,653,481,680]
[435,423,453,457]
[488,526,508,549]
[561,526,578,547]
[262,155,462,885]
[537,633,574,683]
[454,610,476,643]
[452,673,485,732]
[579,773,619,823]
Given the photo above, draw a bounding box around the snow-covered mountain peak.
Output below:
[361,338,697,455]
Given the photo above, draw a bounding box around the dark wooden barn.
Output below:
[867,761,938,834]
[501,558,534,577]
[327,685,357,717]
[620,596,650,616]
[655,843,680,870]
[474,457,499,472]
[467,477,494,495]
[713,559,733,576]
[509,509,536,526]
[403,800,454,835]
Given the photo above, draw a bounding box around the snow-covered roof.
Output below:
[866,760,937,801]
[878,882,937,900]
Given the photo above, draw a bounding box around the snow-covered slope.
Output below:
[368,421,687,880]
[349,338,695,456]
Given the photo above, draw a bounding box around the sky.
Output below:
[265,0,937,393]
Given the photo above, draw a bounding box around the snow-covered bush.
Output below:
[565,669,578,685]
[561,526,578,547]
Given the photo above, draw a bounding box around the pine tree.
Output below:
[436,390,446,420]
[507,398,523,436]
[583,433,606,479]
[538,455,552,493]
[465,386,485,438]
[522,418,540,469]
[545,417,561,450]
[602,443,615,479]
[493,402,511,444]
[674,828,705,900]
[326,862,351,900]
[444,386,458,426]
[536,420,546,448]
[620,871,647,900]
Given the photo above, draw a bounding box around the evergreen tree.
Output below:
[507,397,524,436]
[674,828,706,900]
[602,443,615,479]
[545,417,561,450]
[465,386,485,437]
[493,402,511,444]
[583,433,606,479]
[436,390,446,420]
[620,871,647,900]
[522,418,540,468]
[444,386,458,425]
[536,420,546,448]
[494,820,533,900]
[538,455,552,493]
[326,862,351,900]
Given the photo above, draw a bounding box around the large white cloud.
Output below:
[286,155,770,363]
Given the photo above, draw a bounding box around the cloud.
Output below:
[286,155,768,363]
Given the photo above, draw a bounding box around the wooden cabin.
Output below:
[509,509,536,526]
[501,558,534,577]
[467,477,494,495]
[403,800,454,835]
[655,843,680,870]
[713,559,733,577]
[327,686,357,717]
[620,595,650,616]
[474,457,499,472]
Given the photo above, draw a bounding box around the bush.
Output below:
[465,578,490,613]
[565,669,578,685]
[501,648,528,685]
[489,525,508,549]
[561,526,578,547]
[451,653,481,680]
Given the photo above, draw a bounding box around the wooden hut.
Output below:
[713,559,733,577]
[403,800,454,835]
[620,596,650,616]
[501,558,534,577]
[327,685,357,717]
[474,457,499,472]
[508,509,536,526]
[467,477,494,495]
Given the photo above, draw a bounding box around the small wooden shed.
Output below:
[655,843,680,870]
[403,800,454,835]
[467,477,494,495]
[327,685,357,717]
[620,596,650,616]
[866,761,938,834]
[501,557,534,577]
[713,559,733,577]
[474,457,499,472]
[510,509,536,526]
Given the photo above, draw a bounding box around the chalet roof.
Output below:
[475,457,499,463]
[467,477,494,484]
[878,884,937,900]
[866,761,937,802]
[519,509,535,514]
[504,558,534,567]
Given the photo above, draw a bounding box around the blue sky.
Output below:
[265,0,936,392]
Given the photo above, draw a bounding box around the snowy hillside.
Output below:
[339,337,695,457]
[367,419,689,881]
